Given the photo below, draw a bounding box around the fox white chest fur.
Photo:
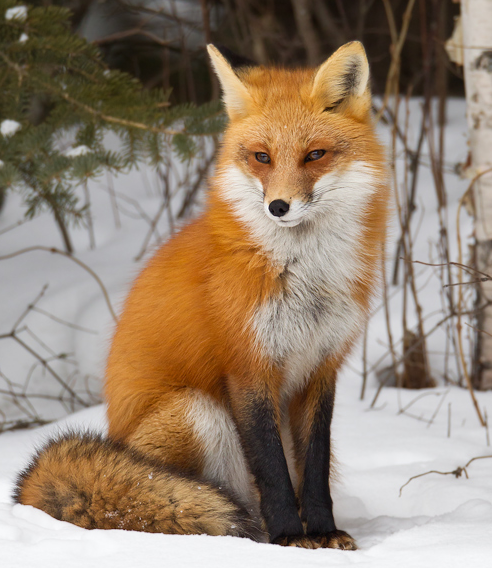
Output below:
[220,160,380,398]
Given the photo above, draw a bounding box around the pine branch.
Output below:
[0,0,226,252]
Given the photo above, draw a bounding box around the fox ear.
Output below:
[311,41,370,116]
[207,44,253,120]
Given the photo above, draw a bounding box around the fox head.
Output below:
[208,43,387,235]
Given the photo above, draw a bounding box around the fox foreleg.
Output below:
[288,365,357,550]
[227,379,303,543]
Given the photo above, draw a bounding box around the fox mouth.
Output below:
[265,211,304,227]
[272,217,303,227]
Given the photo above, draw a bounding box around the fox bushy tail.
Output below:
[13,431,260,539]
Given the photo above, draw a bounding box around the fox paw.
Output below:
[273,530,357,550]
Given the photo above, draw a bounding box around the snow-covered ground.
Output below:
[1,99,491,566]
[2,383,492,568]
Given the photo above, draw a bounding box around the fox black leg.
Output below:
[300,386,337,535]
[228,386,303,543]
[289,373,357,550]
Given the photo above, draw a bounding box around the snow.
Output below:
[1,120,21,137]
[65,145,91,157]
[0,99,491,566]
[18,32,28,43]
[5,5,27,22]
[1,385,491,567]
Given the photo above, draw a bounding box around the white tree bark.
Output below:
[461,0,492,389]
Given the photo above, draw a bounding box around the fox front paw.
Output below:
[273,530,357,550]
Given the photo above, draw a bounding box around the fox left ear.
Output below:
[311,41,370,118]
[207,44,254,121]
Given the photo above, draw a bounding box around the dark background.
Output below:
[31,0,463,104]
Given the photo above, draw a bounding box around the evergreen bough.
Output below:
[0,1,226,253]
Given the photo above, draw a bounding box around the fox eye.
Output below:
[255,152,271,164]
[305,149,325,163]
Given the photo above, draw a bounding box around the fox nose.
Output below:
[269,199,290,217]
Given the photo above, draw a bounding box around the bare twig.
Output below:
[0,246,117,322]
[465,322,492,340]
[176,142,217,219]
[106,171,121,229]
[82,179,96,250]
[361,320,369,400]
[426,388,449,428]
[409,259,492,282]
[485,408,490,447]
[0,288,89,409]
[444,278,492,288]
[447,402,451,438]
[200,0,219,100]
[399,455,492,496]
[30,305,98,334]
[397,390,444,416]
[93,28,173,48]
[370,302,491,408]
[376,0,417,122]
[399,258,486,426]
[291,0,321,66]
[0,218,30,236]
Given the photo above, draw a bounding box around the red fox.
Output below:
[14,42,389,549]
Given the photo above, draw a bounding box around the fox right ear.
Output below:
[207,44,253,120]
[311,41,370,118]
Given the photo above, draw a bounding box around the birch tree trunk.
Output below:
[461,0,492,389]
